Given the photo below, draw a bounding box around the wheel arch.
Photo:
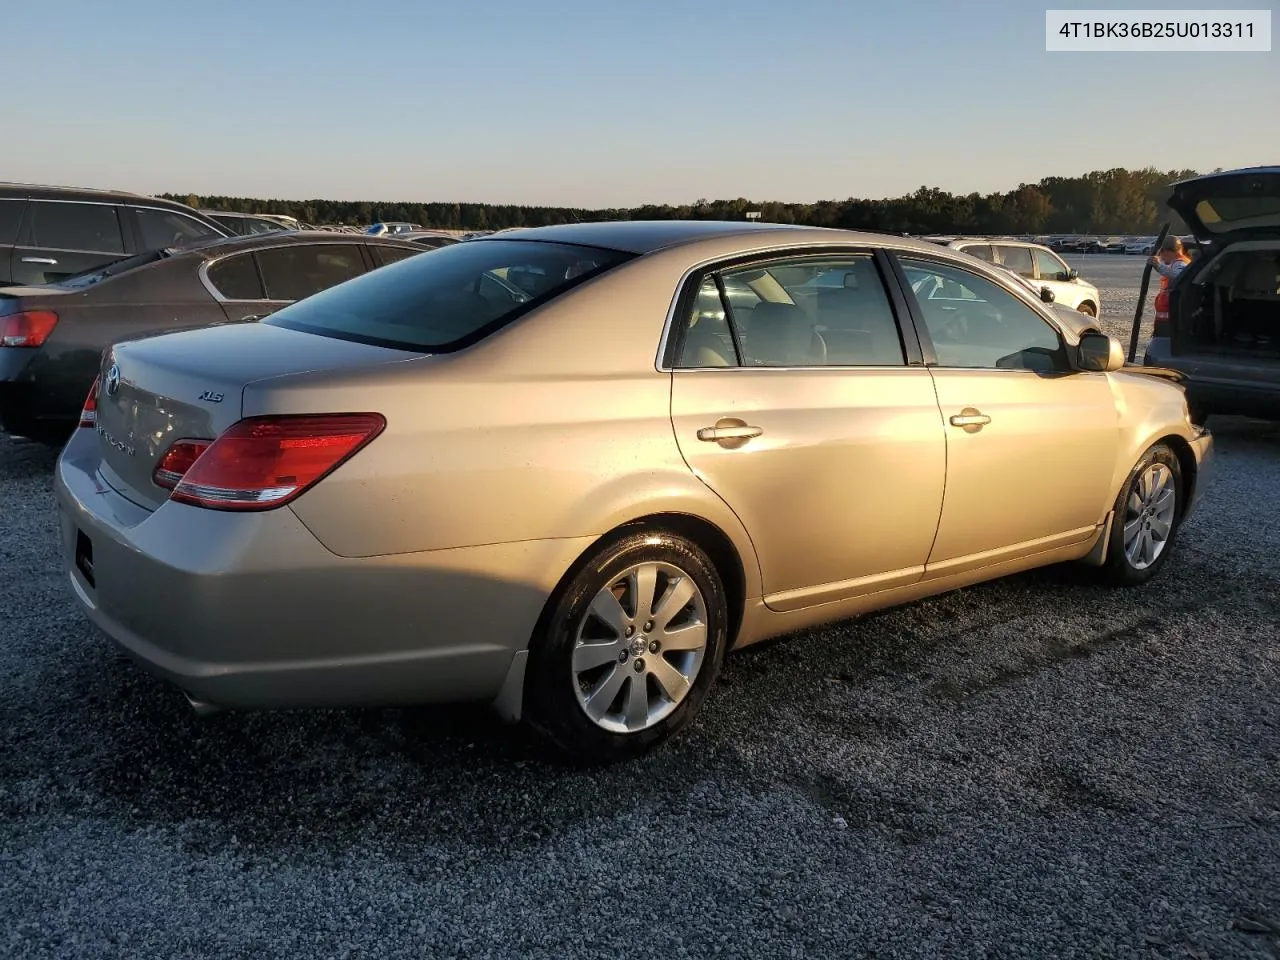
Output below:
[1154,432,1199,518]
[526,511,750,657]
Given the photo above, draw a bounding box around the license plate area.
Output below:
[74,530,95,588]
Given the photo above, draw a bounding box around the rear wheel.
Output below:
[525,530,727,763]
[1101,443,1183,586]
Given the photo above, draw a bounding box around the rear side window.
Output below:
[265,239,631,351]
[959,243,993,262]
[135,208,223,250]
[996,245,1035,278]
[207,254,264,300]
[30,202,124,253]
[256,244,366,301]
[676,254,904,368]
[371,244,421,267]
[0,199,25,244]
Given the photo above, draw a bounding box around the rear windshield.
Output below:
[264,239,632,352]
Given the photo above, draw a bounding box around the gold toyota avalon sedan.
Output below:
[55,221,1213,762]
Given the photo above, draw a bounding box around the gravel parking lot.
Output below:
[2,255,1278,959]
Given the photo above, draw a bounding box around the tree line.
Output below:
[165,166,1207,236]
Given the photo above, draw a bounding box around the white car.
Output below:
[935,238,1102,318]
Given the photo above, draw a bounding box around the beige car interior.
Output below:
[679,257,906,368]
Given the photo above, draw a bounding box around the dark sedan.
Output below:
[0,232,423,442]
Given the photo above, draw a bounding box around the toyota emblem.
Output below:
[104,363,121,398]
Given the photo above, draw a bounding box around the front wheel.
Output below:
[1077,301,1098,318]
[525,530,728,763]
[1101,443,1183,586]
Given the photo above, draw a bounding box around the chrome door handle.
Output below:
[697,423,763,442]
[21,257,58,265]
[949,408,991,430]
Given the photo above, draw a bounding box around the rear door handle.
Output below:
[21,257,58,265]
[949,408,991,430]
[697,422,763,442]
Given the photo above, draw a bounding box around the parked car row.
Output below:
[1,230,424,441]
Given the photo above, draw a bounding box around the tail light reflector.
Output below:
[0,310,59,347]
[164,414,386,511]
[79,377,100,428]
[153,440,212,489]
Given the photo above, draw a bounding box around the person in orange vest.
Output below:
[1148,236,1193,335]
[1149,235,1192,287]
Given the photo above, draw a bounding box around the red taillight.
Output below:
[153,440,212,489]
[165,414,386,511]
[79,377,100,428]
[0,310,59,347]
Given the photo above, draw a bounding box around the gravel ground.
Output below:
[2,259,1278,958]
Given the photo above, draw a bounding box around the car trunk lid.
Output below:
[94,322,420,510]
[1167,167,1280,243]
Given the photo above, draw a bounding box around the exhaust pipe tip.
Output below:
[183,692,223,717]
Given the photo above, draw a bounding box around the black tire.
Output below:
[1100,442,1184,586]
[525,529,728,764]
[1077,301,1097,318]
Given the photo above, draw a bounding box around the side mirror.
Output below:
[1064,268,1080,281]
[1039,286,1055,303]
[1077,332,1125,372]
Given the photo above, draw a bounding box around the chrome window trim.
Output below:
[654,240,1071,373]
[197,239,371,303]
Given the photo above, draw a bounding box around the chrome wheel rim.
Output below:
[1123,462,1177,570]
[572,561,708,734]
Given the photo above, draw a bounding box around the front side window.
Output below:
[207,253,264,300]
[265,239,630,351]
[1033,248,1068,281]
[959,243,993,262]
[676,254,905,368]
[30,202,124,253]
[256,244,366,301]
[995,245,1035,278]
[136,208,222,250]
[899,257,1068,371]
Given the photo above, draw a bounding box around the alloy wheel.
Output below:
[571,561,708,734]
[1123,462,1177,570]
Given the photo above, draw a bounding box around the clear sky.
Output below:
[4,0,1276,206]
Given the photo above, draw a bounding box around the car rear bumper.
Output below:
[54,428,590,711]
[1143,338,1280,419]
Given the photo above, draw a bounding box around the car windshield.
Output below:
[263,239,633,352]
